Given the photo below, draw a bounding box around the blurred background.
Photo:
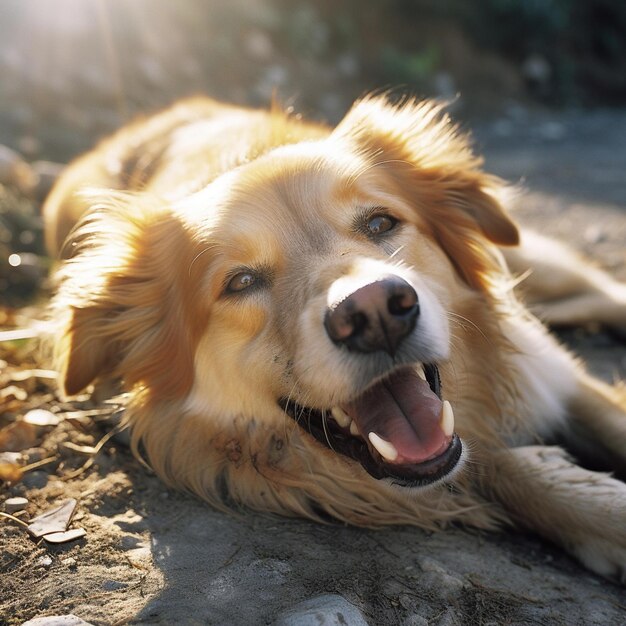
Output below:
[1,0,626,304]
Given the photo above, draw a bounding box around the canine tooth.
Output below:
[368,432,399,462]
[417,366,427,381]
[331,406,351,428]
[350,421,360,436]
[440,400,454,438]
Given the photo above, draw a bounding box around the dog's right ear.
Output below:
[52,193,208,399]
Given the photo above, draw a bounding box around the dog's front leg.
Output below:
[485,445,626,582]
[563,371,626,476]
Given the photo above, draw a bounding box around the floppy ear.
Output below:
[334,96,519,290]
[51,193,208,399]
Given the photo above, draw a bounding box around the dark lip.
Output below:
[362,434,462,486]
[279,363,462,488]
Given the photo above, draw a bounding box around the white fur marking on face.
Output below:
[292,257,450,407]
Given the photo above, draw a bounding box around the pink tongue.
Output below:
[343,368,447,464]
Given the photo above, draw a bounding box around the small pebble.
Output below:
[38,555,53,567]
[22,615,94,626]
[539,121,566,141]
[4,496,28,513]
[118,534,143,550]
[22,471,49,490]
[0,451,22,464]
[274,594,368,626]
[24,447,48,463]
[23,409,62,427]
[101,580,128,591]
[584,224,606,244]
[126,546,151,568]
[62,557,77,567]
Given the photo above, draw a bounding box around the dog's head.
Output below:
[53,97,518,514]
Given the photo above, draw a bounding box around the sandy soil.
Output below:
[1,109,625,625]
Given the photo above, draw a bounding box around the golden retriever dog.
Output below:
[43,96,626,582]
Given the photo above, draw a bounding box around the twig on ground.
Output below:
[62,422,126,480]
[0,510,30,529]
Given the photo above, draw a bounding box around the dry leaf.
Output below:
[0,421,40,452]
[27,498,77,538]
[0,461,23,482]
[43,527,87,544]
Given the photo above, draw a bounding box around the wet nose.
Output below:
[324,275,419,355]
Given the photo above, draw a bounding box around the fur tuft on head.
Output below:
[335,96,519,291]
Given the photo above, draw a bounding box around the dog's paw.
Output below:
[570,538,626,584]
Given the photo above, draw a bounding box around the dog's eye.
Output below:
[226,271,257,293]
[367,214,397,236]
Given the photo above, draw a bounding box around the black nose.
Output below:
[324,275,419,355]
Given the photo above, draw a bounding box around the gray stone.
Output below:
[22,615,94,626]
[101,580,129,591]
[4,496,28,513]
[435,608,462,626]
[22,471,49,490]
[274,594,369,626]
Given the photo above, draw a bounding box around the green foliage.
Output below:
[380,46,440,86]
[453,0,626,103]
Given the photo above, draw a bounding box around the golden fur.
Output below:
[45,96,626,582]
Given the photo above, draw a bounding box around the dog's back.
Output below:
[44,97,327,256]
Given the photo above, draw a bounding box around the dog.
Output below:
[43,95,626,582]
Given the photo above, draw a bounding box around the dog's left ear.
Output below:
[334,96,519,289]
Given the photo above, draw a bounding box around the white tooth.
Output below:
[416,366,427,381]
[350,421,360,436]
[440,400,454,438]
[368,432,399,462]
[331,406,351,428]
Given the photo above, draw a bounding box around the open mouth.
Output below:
[280,364,462,488]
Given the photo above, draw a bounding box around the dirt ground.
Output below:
[1,108,626,625]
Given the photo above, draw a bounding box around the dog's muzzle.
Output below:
[281,274,460,488]
[324,275,419,356]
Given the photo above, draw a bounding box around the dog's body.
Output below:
[44,96,626,582]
